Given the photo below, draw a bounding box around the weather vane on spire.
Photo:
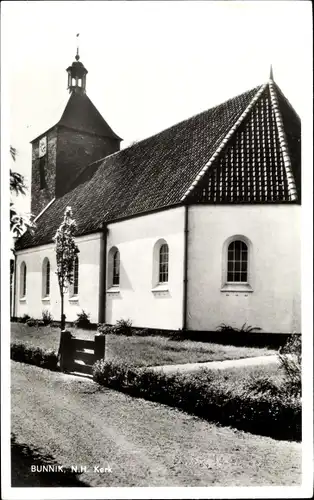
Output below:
[76,33,80,61]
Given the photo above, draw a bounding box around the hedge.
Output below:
[11,342,58,370]
[92,359,301,441]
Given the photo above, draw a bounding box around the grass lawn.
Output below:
[11,322,276,367]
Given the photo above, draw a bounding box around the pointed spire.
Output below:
[269,64,274,81]
[75,33,80,61]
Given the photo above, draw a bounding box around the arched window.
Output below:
[113,250,120,286]
[159,243,169,283]
[42,258,50,297]
[227,240,248,283]
[20,262,27,298]
[73,256,79,295]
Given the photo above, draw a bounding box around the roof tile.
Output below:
[16,82,300,251]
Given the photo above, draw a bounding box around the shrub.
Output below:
[11,342,58,370]
[26,318,37,327]
[278,335,301,396]
[216,323,262,334]
[97,323,114,335]
[92,361,301,441]
[42,309,53,325]
[74,310,91,329]
[247,375,281,396]
[133,328,151,337]
[113,319,133,336]
[18,314,30,324]
[37,320,45,327]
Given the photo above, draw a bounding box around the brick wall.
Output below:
[56,127,120,196]
[31,126,120,216]
[31,129,57,217]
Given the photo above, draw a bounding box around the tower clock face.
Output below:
[39,136,47,158]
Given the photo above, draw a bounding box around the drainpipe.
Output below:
[182,204,189,330]
[12,253,17,319]
[98,222,107,324]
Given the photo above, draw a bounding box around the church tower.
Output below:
[31,49,121,217]
[66,47,88,94]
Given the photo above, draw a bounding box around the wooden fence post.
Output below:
[94,333,106,364]
[59,330,74,372]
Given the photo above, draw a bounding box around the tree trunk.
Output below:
[61,291,65,330]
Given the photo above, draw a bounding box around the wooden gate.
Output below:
[58,330,105,375]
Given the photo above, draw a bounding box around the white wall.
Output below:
[14,233,102,323]
[106,207,185,329]
[187,204,301,333]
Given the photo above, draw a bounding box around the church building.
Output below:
[13,51,301,334]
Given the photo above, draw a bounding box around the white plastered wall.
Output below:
[187,204,301,334]
[14,232,102,323]
[106,207,185,329]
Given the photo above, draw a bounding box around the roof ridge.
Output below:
[57,91,122,140]
[271,81,301,123]
[33,197,56,223]
[63,84,266,193]
[80,93,122,140]
[268,81,298,201]
[109,85,262,157]
[180,84,267,201]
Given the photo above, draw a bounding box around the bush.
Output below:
[26,318,37,327]
[74,310,91,329]
[92,361,301,441]
[42,309,53,325]
[97,323,114,335]
[247,375,281,396]
[98,319,134,336]
[18,314,30,324]
[11,342,58,370]
[113,319,133,336]
[216,323,262,334]
[278,335,301,396]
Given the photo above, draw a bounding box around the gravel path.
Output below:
[11,361,301,487]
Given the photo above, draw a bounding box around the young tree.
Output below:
[54,207,79,330]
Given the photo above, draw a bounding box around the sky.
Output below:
[2,0,313,216]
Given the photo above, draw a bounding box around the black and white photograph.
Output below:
[1,0,313,498]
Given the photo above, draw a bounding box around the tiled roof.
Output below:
[16,81,301,251]
[31,92,122,142]
[57,92,122,140]
[188,82,301,203]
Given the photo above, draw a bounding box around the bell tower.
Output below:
[66,47,88,94]
[30,41,122,218]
